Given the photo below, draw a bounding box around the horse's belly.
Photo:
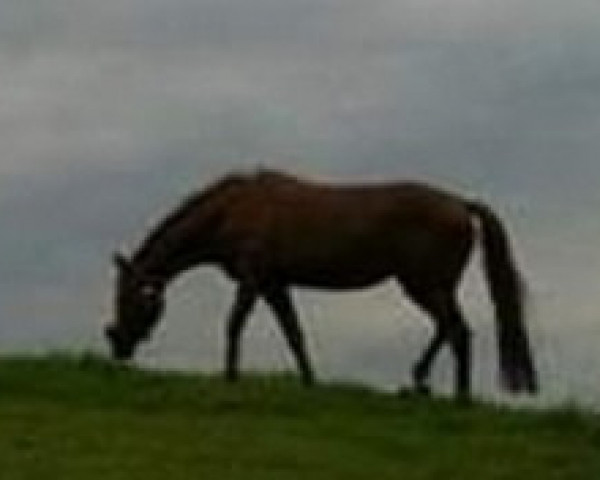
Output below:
[290,273,390,290]
[279,253,394,290]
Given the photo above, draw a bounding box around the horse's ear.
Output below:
[113,252,132,273]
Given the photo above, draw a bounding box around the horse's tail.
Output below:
[466,200,538,394]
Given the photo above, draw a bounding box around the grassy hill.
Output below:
[0,353,598,479]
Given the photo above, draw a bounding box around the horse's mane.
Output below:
[133,169,296,264]
[132,172,249,262]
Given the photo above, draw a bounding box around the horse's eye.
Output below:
[140,285,159,299]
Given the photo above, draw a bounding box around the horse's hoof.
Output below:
[397,384,431,399]
[454,393,473,406]
[397,386,413,398]
[301,372,317,387]
[415,384,432,396]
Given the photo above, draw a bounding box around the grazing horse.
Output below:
[106,169,538,398]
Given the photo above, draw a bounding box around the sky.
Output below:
[1,0,600,406]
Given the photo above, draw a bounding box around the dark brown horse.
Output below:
[106,169,537,398]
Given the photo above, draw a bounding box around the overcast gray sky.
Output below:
[1,0,600,405]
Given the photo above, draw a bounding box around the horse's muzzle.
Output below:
[105,325,135,361]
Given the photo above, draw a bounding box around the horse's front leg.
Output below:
[264,287,316,386]
[224,284,257,382]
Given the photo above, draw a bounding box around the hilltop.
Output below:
[0,353,598,479]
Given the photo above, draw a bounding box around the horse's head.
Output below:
[105,253,165,361]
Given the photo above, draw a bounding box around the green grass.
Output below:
[0,353,598,479]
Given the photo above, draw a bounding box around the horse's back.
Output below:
[208,170,474,288]
[234,170,472,241]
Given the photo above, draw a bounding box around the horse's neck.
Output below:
[132,239,181,285]
[132,176,241,283]
[133,213,207,284]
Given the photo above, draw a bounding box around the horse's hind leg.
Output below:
[412,328,445,395]
[264,288,316,386]
[404,286,472,399]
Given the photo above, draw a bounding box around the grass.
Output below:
[0,352,598,479]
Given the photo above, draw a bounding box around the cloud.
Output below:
[2,0,599,179]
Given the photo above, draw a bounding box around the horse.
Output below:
[106,169,538,398]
